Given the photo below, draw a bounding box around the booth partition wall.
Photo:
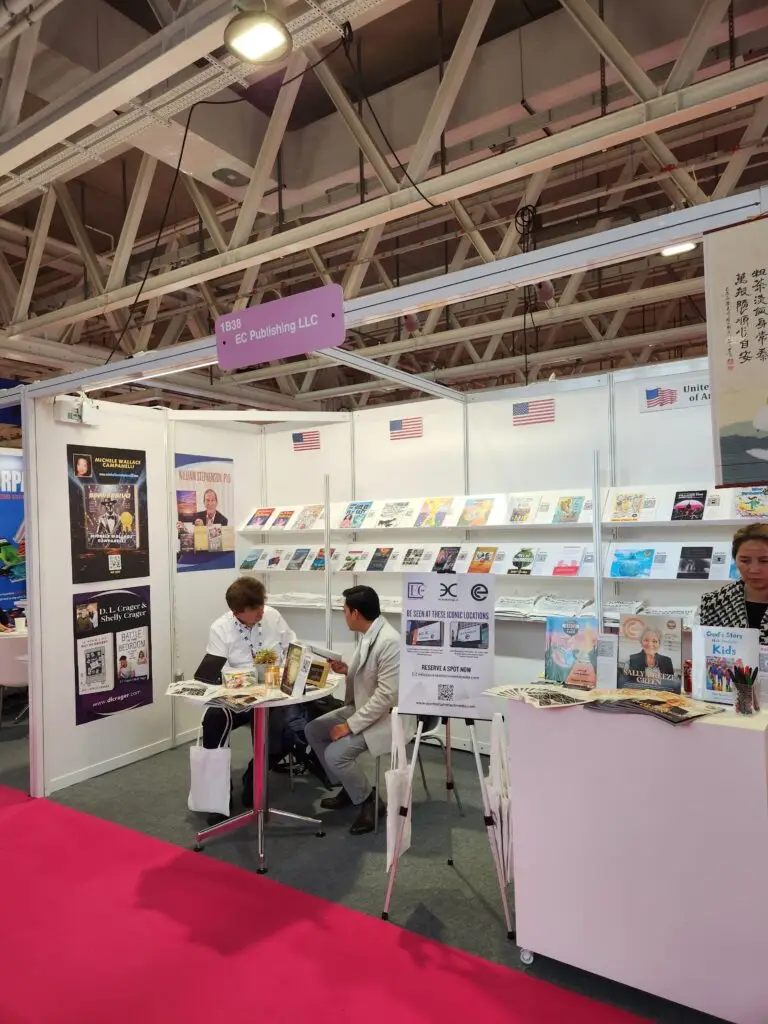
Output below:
[22,355,720,796]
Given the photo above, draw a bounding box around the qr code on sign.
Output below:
[108,554,122,573]
[437,684,455,702]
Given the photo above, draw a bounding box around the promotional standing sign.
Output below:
[67,446,149,584]
[0,452,25,608]
[73,586,152,725]
[705,217,768,485]
[215,282,345,370]
[175,454,235,572]
[399,573,495,720]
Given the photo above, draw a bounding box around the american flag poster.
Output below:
[292,431,320,451]
[644,387,679,410]
[512,398,555,426]
[390,417,423,440]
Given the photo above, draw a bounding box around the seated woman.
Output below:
[699,524,768,642]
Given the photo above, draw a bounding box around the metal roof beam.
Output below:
[106,153,157,291]
[665,0,732,93]
[11,186,55,322]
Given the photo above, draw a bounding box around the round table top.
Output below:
[172,672,343,710]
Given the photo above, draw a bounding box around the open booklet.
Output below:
[165,680,286,710]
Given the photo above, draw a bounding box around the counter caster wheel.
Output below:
[520,949,534,966]
[193,843,203,852]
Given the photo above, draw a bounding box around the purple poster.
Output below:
[73,586,152,725]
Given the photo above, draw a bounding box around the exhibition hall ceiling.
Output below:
[0,0,765,411]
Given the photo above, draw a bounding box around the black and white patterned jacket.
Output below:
[698,580,768,647]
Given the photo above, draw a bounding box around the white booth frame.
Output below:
[7,186,763,798]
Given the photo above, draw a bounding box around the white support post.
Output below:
[12,188,56,323]
[0,21,41,134]
[106,153,158,291]
[323,473,332,650]
[228,52,308,251]
[592,449,604,632]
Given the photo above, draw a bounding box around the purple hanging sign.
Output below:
[215,282,345,371]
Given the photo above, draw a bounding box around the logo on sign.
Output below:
[440,582,458,598]
[407,582,425,599]
[562,619,580,637]
[471,584,489,602]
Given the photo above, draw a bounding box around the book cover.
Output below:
[179,524,195,553]
[220,525,235,551]
[376,501,415,528]
[507,546,535,575]
[84,483,139,551]
[551,545,585,577]
[552,495,585,524]
[544,616,599,688]
[468,546,497,573]
[309,547,334,571]
[609,547,655,578]
[339,548,371,572]
[402,547,426,568]
[586,691,724,724]
[266,548,287,569]
[414,497,453,528]
[735,486,768,518]
[618,614,682,692]
[293,505,324,530]
[272,509,295,529]
[176,489,196,521]
[692,625,760,704]
[207,525,223,552]
[247,507,275,528]
[432,546,461,573]
[677,545,713,580]
[286,547,311,571]
[76,633,114,695]
[610,492,645,522]
[458,497,494,527]
[508,494,540,524]
[240,548,263,570]
[368,547,394,571]
[193,525,208,551]
[339,501,373,529]
[671,490,707,521]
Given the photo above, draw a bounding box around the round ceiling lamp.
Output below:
[224,3,293,64]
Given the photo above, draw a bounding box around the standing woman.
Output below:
[699,524,768,643]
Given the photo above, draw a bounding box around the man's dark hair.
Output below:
[343,585,381,622]
[226,576,266,612]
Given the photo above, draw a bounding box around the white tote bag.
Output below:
[188,710,232,816]
[385,708,412,872]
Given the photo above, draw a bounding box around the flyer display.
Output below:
[175,454,235,572]
[399,573,495,719]
[73,586,152,725]
[67,445,149,584]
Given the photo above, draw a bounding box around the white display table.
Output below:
[507,701,768,1024]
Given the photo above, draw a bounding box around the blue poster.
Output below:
[0,453,25,608]
[175,454,235,572]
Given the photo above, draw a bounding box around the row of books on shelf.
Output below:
[241,539,739,581]
[266,591,697,628]
[240,484,768,533]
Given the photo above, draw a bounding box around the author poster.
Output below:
[0,452,25,607]
[175,454,235,572]
[67,446,149,584]
[73,586,152,725]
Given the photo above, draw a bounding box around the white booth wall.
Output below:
[31,401,173,793]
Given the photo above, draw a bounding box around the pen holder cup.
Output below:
[733,680,758,715]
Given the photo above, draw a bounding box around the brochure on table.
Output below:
[239,483,768,535]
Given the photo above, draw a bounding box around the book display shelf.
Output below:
[237,482,762,629]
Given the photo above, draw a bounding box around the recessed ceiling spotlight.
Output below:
[224,2,293,64]
[660,240,697,257]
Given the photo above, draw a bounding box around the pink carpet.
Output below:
[0,786,645,1024]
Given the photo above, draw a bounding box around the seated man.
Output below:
[306,585,400,836]
[199,577,296,822]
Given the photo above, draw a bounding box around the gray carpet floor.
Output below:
[13,728,721,1024]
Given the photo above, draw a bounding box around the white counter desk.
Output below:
[507,701,768,1024]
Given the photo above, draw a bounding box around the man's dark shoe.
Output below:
[320,788,353,810]
[349,789,386,835]
[298,748,333,789]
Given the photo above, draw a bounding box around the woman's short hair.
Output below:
[640,627,662,642]
[732,523,768,558]
[226,576,266,612]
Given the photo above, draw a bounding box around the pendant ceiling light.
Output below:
[224,2,293,64]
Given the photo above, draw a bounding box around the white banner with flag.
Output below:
[705,217,768,485]
[399,573,495,720]
[637,372,710,414]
